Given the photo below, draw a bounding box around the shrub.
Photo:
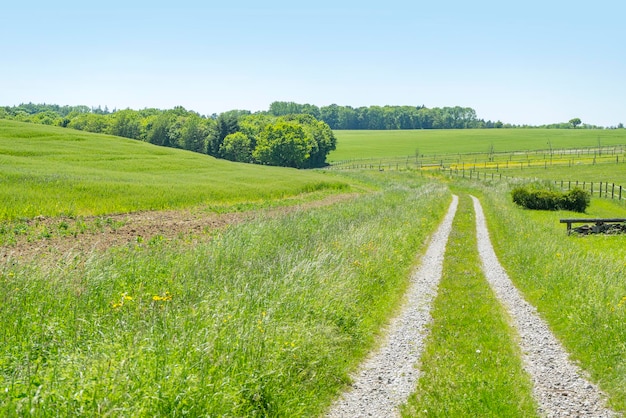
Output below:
[511,186,589,213]
[561,188,590,213]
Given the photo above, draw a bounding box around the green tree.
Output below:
[253,122,311,168]
[569,117,582,128]
[207,112,241,156]
[181,115,208,153]
[281,114,336,167]
[220,132,254,163]
[145,113,174,147]
[109,109,141,139]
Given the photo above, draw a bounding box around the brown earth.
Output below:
[1,193,358,262]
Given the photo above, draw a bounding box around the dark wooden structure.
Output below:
[560,218,626,235]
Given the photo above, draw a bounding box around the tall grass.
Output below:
[402,194,537,417]
[470,179,626,412]
[0,175,450,416]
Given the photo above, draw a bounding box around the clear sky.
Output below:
[2,1,624,126]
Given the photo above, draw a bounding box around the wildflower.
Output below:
[112,292,134,309]
[152,292,173,302]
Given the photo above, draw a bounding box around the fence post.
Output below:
[612,183,615,199]
[600,182,603,197]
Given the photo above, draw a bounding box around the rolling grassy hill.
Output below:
[0,120,351,220]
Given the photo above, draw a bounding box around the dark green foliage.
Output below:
[109,109,142,139]
[268,101,490,130]
[208,112,241,156]
[220,132,254,163]
[561,188,591,212]
[0,103,335,169]
[253,121,310,168]
[511,186,590,212]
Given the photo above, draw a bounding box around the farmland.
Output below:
[0,120,351,221]
[1,121,626,415]
[329,128,626,161]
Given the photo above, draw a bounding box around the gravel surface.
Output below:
[471,195,617,418]
[326,195,459,418]
[326,194,618,418]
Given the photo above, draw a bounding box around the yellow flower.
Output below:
[153,292,172,302]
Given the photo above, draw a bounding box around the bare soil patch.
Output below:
[1,193,357,262]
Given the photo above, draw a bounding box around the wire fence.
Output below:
[328,144,626,172]
[325,145,626,205]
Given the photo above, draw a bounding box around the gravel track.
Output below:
[471,195,617,417]
[326,194,618,417]
[326,195,459,418]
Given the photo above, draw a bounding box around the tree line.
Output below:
[1,102,615,168]
[267,101,615,130]
[268,102,501,129]
[0,104,336,169]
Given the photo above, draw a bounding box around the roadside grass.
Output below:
[0,175,450,416]
[0,120,352,221]
[402,194,537,417]
[330,129,626,162]
[467,179,626,412]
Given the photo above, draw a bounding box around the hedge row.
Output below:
[511,187,590,213]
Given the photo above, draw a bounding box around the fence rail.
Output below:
[328,144,626,171]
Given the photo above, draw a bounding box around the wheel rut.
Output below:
[326,195,617,417]
[326,195,459,418]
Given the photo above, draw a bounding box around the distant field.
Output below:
[0,120,351,220]
[486,163,626,186]
[329,129,626,161]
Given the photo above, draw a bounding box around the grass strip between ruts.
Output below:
[402,194,538,417]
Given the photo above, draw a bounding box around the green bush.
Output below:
[511,186,589,213]
[561,187,591,213]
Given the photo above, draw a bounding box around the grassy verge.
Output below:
[468,179,626,412]
[0,175,449,416]
[402,194,537,417]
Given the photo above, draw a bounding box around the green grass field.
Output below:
[0,120,351,221]
[2,121,626,415]
[0,173,450,416]
[330,128,626,161]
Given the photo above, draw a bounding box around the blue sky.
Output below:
[2,1,624,126]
